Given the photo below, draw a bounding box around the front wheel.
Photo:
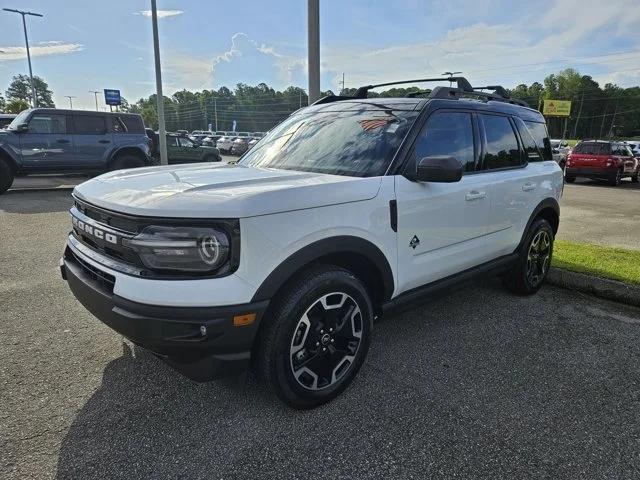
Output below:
[256,266,373,409]
[0,159,14,194]
[565,176,575,183]
[609,169,622,186]
[503,218,554,295]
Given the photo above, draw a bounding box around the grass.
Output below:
[552,240,640,285]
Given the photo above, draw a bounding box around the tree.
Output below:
[5,74,55,108]
[0,93,5,112]
[5,98,29,114]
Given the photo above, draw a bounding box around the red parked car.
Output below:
[565,141,639,186]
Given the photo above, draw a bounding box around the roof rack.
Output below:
[311,76,530,108]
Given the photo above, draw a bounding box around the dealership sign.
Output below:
[104,89,122,106]
[543,100,571,117]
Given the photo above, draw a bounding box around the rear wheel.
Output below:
[565,176,575,183]
[632,172,639,183]
[504,218,554,295]
[0,159,14,194]
[256,266,373,409]
[109,154,145,172]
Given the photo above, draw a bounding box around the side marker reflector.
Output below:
[233,313,256,327]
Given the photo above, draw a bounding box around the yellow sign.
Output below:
[543,100,572,117]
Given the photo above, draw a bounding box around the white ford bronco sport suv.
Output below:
[61,77,563,409]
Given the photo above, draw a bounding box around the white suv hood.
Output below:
[73,163,382,218]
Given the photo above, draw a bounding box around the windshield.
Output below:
[7,110,31,130]
[239,104,419,177]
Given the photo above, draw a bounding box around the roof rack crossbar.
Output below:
[354,76,473,98]
[428,86,530,107]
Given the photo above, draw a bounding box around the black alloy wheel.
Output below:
[526,229,552,288]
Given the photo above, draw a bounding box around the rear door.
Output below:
[20,113,74,170]
[478,114,538,258]
[71,114,112,169]
[395,109,494,293]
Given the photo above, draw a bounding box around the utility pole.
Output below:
[307,0,320,104]
[608,101,620,139]
[214,98,218,131]
[599,106,608,139]
[339,73,345,94]
[571,92,584,139]
[3,8,43,107]
[65,96,76,109]
[150,0,168,166]
[89,91,100,111]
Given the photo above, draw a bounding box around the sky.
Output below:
[0,0,639,111]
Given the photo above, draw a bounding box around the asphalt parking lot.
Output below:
[2,186,640,479]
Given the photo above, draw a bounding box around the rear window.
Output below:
[573,142,610,155]
[73,115,106,135]
[118,115,144,134]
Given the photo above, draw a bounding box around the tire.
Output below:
[565,176,575,183]
[503,218,554,296]
[109,154,145,172]
[0,159,14,194]
[632,173,639,183]
[609,169,622,186]
[256,265,373,409]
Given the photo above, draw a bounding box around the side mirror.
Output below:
[415,156,462,183]
[16,123,28,133]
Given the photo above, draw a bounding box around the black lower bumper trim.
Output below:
[62,254,268,381]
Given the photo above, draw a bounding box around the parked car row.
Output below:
[145,130,222,164]
[193,130,265,155]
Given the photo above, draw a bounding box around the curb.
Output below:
[547,267,640,308]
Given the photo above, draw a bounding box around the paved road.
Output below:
[558,178,640,250]
[2,189,640,479]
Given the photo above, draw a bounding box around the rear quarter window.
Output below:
[118,115,145,134]
[523,121,553,161]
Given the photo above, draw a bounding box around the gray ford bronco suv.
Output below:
[0,109,151,194]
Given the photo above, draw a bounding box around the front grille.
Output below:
[75,198,140,234]
[66,247,116,294]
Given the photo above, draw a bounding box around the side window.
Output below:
[178,137,193,147]
[166,136,178,147]
[412,111,476,172]
[523,121,553,161]
[120,115,144,134]
[515,119,541,162]
[481,115,522,169]
[111,117,127,133]
[73,115,107,135]
[28,114,67,134]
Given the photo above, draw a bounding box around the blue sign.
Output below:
[104,89,121,106]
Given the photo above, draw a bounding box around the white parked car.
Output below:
[61,77,563,409]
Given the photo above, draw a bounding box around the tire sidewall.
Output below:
[270,270,373,408]
[0,160,14,193]
[520,218,554,294]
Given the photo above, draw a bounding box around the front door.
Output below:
[20,113,74,170]
[395,110,493,294]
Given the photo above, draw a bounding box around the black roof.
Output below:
[24,108,141,117]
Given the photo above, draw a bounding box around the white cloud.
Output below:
[0,42,83,61]
[137,10,183,19]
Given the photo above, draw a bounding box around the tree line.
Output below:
[1,68,639,139]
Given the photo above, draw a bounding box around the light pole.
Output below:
[65,96,76,109]
[150,0,168,166]
[89,91,100,111]
[3,8,43,107]
[307,0,320,104]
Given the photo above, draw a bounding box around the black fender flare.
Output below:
[251,236,395,302]
[515,197,560,253]
[0,145,19,172]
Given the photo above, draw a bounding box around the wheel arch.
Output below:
[108,146,149,167]
[0,146,19,173]
[251,235,395,309]
[516,198,560,253]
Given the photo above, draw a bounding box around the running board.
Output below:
[382,253,519,315]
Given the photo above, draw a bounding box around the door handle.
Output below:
[522,182,536,192]
[98,140,111,144]
[56,139,70,144]
[465,190,486,201]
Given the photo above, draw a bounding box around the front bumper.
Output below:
[61,246,268,381]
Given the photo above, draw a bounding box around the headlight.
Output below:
[123,225,230,273]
